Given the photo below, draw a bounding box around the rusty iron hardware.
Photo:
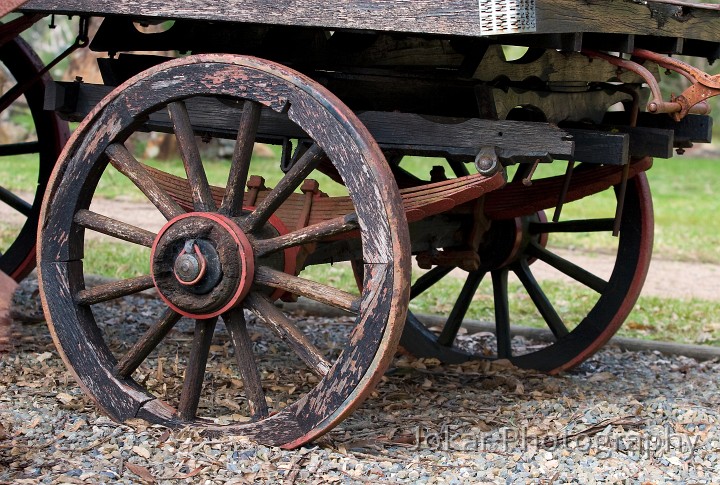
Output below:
[0,16,89,114]
[522,159,540,186]
[632,48,720,122]
[582,49,710,122]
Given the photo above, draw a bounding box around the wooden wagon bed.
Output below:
[18,0,720,41]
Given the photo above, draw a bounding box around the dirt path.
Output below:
[3,194,719,301]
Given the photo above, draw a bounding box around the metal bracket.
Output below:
[583,49,712,122]
[633,48,719,121]
[479,0,537,36]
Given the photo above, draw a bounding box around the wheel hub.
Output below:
[478,212,547,271]
[151,212,255,319]
[172,239,222,293]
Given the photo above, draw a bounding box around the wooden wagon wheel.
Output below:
[38,54,410,447]
[400,169,653,374]
[0,36,68,281]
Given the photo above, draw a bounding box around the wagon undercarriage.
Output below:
[2,0,718,447]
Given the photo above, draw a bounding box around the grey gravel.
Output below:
[1,276,719,484]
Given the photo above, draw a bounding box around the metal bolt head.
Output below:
[175,253,200,283]
[474,146,500,176]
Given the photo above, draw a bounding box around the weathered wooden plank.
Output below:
[603,112,713,146]
[22,0,720,42]
[533,0,720,43]
[52,79,638,164]
[564,129,629,166]
[563,124,674,159]
[357,111,574,163]
[22,0,482,36]
[47,81,576,162]
[615,127,674,159]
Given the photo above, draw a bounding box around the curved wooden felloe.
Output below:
[0,36,69,281]
[38,54,410,447]
[399,168,654,374]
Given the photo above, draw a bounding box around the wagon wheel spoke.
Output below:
[245,292,331,377]
[74,209,156,247]
[105,143,185,220]
[223,308,269,420]
[254,214,359,257]
[168,101,217,212]
[526,242,608,293]
[178,317,218,421]
[115,308,182,378]
[0,141,40,157]
[220,100,262,217]
[255,266,360,314]
[410,265,455,299]
[242,144,325,233]
[513,259,569,338]
[75,275,155,306]
[437,270,485,346]
[491,269,512,358]
[0,185,32,217]
[528,218,615,234]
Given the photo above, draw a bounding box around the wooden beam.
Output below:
[49,80,642,165]
[563,123,675,159]
[603,112,713,146]
[533,0,720,43]
[46,81,577,162]
[565,129,629,166]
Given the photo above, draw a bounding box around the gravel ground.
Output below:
[1,277,720,484]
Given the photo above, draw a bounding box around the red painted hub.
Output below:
[151,212,255,319]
